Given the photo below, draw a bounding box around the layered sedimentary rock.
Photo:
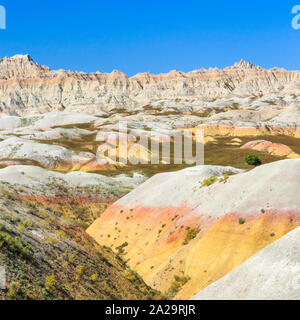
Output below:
[87,160,300,299]
[0,137,105,172]
[192,226,300,300]
[1,54,300,300]
[0,165,146,227]
[241,140,300,158]
[2,54,300,115]
[0,167,159,300]
[0,98,300,174]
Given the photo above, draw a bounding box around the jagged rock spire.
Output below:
[233,59,258,69]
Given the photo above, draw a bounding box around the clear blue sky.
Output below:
[0,0,300,75]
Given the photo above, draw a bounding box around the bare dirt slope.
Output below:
[192,226,300,300]
[88,160,300,299]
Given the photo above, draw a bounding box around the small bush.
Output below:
[6,282,22,299]
[201,176,218,187]
[183,227,201,245]
[166,274,191,298]
[45,275,56,290]
[239,218,246,225]
[90,274,98,282]
[76,265,84,275]
[6,288,16,299]
[116,242,128,255]
[245,155,262,166]
[219,174,230,183]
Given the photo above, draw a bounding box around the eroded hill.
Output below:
[2,55,300,115]
[0,168,160,300]
[192,226,300,300]
[87,160,300,299]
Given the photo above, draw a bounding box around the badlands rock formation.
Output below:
[1,56,300,173]
[192,226,300,300]
[1,54,300,115]
[0,97,300,174]
[0,137,100,171]
[87,159,300,299]
[0,168,159,300]
[1,54,300,300]
[241,140,300,158]
[0,165,145,227]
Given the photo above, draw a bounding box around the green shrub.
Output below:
[116,242,128,255]
[245,155,262,166]
[239,218,246,225]
[166,274,191,298]
[6,282,22,299]
[45,275,56,290]
[182,227,201,245]
[201,176,218,187]
[219,174,230,183]
[76,265,84,275]
[90,274,98,282]
[6,288,16,299]
[0,230,31,259]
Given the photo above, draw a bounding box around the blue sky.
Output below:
[0,0,299,75]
